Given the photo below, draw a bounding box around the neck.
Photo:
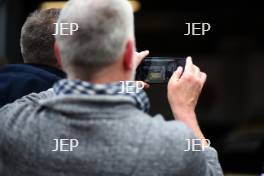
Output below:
[67,66,133,84]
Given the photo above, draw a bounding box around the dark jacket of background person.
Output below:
[0,90,223,176]
[0,64,64,107]
[0,57,7,68]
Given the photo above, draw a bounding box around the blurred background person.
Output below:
[0,8,65,108]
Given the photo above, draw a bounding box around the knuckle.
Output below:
[195,77,201,84]
[202,72,207,80]
[195,66,200,71]
[199,79,205,86]
[184,73,193,80]
[204,73,207,79]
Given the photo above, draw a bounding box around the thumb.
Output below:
[135,50,149,67]
[138,50,150,59]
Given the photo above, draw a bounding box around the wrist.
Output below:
[172,109,207,142]
[172,107,196,122]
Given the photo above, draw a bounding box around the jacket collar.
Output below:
[52,79,150,112]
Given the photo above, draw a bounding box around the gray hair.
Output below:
[56,0,135,75]
[20,9,60,67]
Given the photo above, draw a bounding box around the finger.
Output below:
[184,56,194,73]
[171,66,183,82]
[194,65,200,76]
[200,72,207,85]
[135,50,149,66]
[136,81,150,89]
[143,82,150,89]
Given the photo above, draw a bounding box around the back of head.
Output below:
[20,9,60,68]
[56,0,135,76]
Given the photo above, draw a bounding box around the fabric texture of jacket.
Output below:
[0,89,223,176]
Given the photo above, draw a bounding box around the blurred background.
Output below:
[0,0,263,175]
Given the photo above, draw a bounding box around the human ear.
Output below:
[123,39,134,70]
[54,42,62,67]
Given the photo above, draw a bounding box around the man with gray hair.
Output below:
[0,0,223,175]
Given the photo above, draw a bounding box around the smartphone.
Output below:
[136,57,186,84]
